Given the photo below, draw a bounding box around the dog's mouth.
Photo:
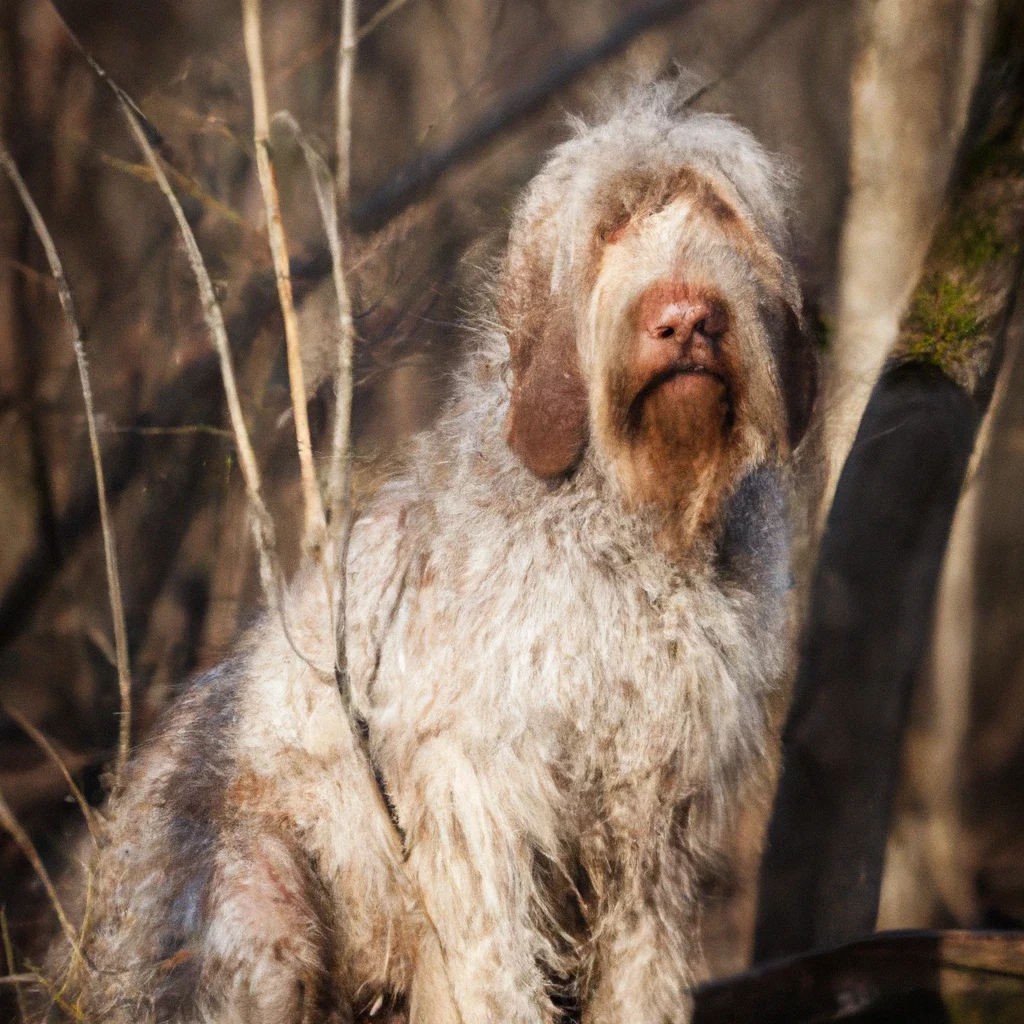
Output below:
[625,362,732,434]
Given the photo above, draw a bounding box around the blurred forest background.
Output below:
[1,0,1024,1012]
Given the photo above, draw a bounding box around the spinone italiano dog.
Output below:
[42,81,816,1024]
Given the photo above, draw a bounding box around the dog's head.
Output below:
[500,85,815,553]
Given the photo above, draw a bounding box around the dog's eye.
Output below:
[658,325,676,339]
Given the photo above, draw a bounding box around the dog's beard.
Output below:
[599,342,747,559]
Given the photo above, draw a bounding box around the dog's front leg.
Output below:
[584,897,696,1024]
[582,835,699,1024]
[400,742,556,1024]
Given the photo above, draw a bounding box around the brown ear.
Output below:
[500,221,589,479]
[778,303,818,449]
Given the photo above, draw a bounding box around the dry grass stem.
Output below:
[356,0,416,42]
[1,908,27,1022]
[241,0,328,558]
[26,965,84,1021]
[333,0,357,687]
[115,97,287,616]
[97,423,234,439]
[0,786,79,956]
[337,0,357,207]
[271,113,356,681]
[1,704,99,845]
[0,143,133,791]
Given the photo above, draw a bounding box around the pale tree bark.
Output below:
[877,415,986,930]
[807,4,997,925]
[822,0,995,518]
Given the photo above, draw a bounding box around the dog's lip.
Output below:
[635,361,727,401]
[625,362,729,430]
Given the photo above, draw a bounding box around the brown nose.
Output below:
[635,282,727,365]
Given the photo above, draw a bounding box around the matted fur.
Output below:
[40,81,813,1024]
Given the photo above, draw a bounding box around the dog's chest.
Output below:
[363,516,767,796]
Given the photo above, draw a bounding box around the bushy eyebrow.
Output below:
[592,165,741,245]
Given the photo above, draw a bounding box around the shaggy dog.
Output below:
[42,82,815,1024]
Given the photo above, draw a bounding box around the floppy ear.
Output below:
[778,302,818,449]
[500,217,589,479]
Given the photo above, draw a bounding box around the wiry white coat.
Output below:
[42,82,804,1024]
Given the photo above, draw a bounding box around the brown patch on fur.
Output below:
[593,165,741,257]
[225,766,275,815]
[158,947,196,974]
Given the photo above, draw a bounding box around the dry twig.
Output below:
[271,113,357,687]
[356,0,417,42]
[0,144,133,791]
[332,0,358,699]
[1,908,27,1023]
[115,95,287,618]
[241,0,328,558]
[337,0,357,210]
[1,704,99,845]
[0,785,79,955]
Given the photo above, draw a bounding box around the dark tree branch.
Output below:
[351,0,707,232]
[754,362,980,958]
[696,930,1024,1023]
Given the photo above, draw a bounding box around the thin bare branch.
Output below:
[356,0,416,42]
[114,96,286,616]
[2,704,99,844]
[333,0,358,693]
[95,423,234,439]
[271,113,357,681]
[337,0,357,208]
[0,143,133,791]
[333,0,359,700]
[241,0,328,557]
[1,909,27,1022]
[0,785,79,955]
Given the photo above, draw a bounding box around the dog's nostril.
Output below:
[693,318,707,336]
